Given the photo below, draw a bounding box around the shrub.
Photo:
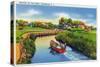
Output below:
[20,35,36,64]
[55,31,96,59]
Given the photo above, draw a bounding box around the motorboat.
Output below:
[50,40,66,54]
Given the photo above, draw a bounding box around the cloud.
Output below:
[72,18,96,27]
[70,13,82,19]
[54,12,84,20]
[54,12,70,18]
[87,14,95,18]
[17,9,41,18]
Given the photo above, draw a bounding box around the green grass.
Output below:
[16,26,37,64]
[70,27,84,31]
[16,26,47,43]
[23,26,46,32]
[56,30,96,59]
[73,31,96,42]
[17,34,36,64]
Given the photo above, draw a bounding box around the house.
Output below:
[78,21,91,31]
[78,22,86,29]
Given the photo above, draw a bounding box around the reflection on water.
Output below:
[31,35,89,63]
[49,47,60,55]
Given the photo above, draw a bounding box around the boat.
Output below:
[50,40,66,54]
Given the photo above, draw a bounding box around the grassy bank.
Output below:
[16,33,36,64]
[16,26,47,42]
[16,26,57,64]
[55,30,96,59]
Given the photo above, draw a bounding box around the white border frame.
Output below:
[15,1,97,8]
[13,1,97,66]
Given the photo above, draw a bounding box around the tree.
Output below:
[67,18,72,25]
[59,17,65,24]
[72,20,81,27]
[58,17,66,29]
[16,19,28,30]
[46,22,54,29]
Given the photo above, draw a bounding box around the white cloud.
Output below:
[87,14,95,18]
[18,9,41,18]
[72,18,96,27]
[54,12,70,18]
[70,13,82,19]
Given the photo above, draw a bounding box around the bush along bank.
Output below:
[17,34,36,64]
[55,31,96,59]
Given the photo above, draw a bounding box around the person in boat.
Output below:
[58,40,67,49]
[49,40,66,54]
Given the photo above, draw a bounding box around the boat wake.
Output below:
[63,46,89,61]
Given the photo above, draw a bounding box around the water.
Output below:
[31,35,89,63]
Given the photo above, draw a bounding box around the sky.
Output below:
[16,4,96,26]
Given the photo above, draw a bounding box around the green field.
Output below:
[56,30,96,59]
[72,30,96,42]
[16,26,47,42]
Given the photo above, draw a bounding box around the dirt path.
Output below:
[16,43,21,63]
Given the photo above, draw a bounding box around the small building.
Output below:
[78,22,86,29]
